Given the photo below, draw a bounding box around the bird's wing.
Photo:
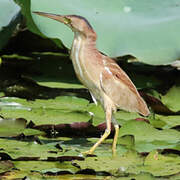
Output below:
[100,57,149,116]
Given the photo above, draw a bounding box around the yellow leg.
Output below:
[112,124,119,156]
[84,106,112,155]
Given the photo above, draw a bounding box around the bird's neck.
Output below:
[71,31,97,56]
[70,31,97,80]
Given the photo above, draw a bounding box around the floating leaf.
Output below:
[0,138,64,160]
[14,161,77,175]
[20,0,180,65]
[0,96,90,125]
[0,117,26,137]
[161,85,180,112]
[119,120,180,152]
[0,161,14,174]
[76,151,144,176]
[119,121,180,143]
[76,150,180,177]
[0,0,21,50]
[155,114,180,129]
[144,151,180,176]
[141,92,177,115]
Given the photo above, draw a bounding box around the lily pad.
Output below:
[76,151,143,175]
[0,161,14,174]
[144,150,180,176]
[119,120,180,152]
[76,150,180,177]
[155,114,180,129]
[0,96,91,125]
[14,161,77,175]
[119,120,180,143]
[0,137,85,161]
[0,117,42,137]
[161,85,180,112]
[111,173,155,180]
[16,0,180,65]
[0,0,21,50]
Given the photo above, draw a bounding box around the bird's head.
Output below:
[33,12,95,37]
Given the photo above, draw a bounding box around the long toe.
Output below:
[82,150,94,156]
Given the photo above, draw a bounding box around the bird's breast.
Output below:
[70,35,102,102]
[70,36,85,83]
[70,36,97,86]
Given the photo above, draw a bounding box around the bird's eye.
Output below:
[64,17,71,24]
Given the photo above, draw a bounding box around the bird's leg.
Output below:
[84,102,112,155]
[112,116,119,156]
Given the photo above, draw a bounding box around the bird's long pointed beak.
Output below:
[33,11,66,24]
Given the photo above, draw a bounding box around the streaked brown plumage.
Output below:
[34,12,150,155]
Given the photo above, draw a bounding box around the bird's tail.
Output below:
[138,98,150,116]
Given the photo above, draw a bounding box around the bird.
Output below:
[33,12,150,155]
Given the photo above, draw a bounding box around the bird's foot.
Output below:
[82,147,99,156]
[82,150,94,156]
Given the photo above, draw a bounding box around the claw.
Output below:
[82,150,93,156]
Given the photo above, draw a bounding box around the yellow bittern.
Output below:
[34,12,150,155]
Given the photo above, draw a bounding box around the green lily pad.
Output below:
[76,150,180,177]
[0,161,14,173]
[0,0,21,50]
[0,118,25,137]
[14,161,77,174]
[0,117,42,137]
[144,150,180,176]
[15,0,180,65]
[3,170,104,180]
[76,151,144,175]
[154,114,180,129]
[119,120,180,143]
[0,96,90,125]
[135,140,179,153]
[161,85,180,112]
[0,138,63,159]
[119,120,180,152]
[0,93,179,178]
[2,96,89,111]
[111,173,155,180]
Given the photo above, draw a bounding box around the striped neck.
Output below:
[70,31,97,59]
[70,31,97,80]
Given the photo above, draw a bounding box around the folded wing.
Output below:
[100,57,149,116]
